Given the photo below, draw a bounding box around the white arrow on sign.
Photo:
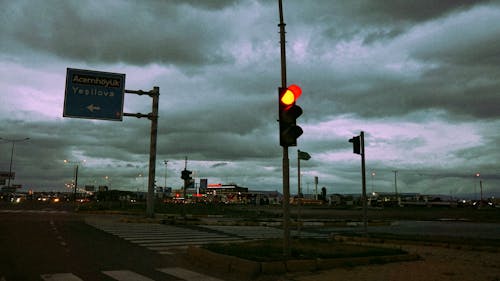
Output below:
[86,104,101,112]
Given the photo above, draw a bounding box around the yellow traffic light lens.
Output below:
[281,89,295,105]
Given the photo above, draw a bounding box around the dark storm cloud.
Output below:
[291,2,500,121]
[288,0,496,45]
[164,96,274,135]
[0,0,237,66]
[410,30,500,67]
[160,127,280,161]
[211,162,228,168]
[328,63,500,120]
[169,0,240,10]
[355,0,493,23]
[2,0,500,195]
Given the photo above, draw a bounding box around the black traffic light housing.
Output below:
[349,135,361,155]
[181,169,192,181]
[279,86,303,147]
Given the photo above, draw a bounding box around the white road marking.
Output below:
[40,273,83,281]
[102,270,155,281]
[158,267,225,281]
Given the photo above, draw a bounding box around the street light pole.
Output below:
[371,171,376,194]
[0,137,30,188]
[74,165,79,202]
[164,160,168,190]
[64,159,85,203]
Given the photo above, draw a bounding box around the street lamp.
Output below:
[371,171,376,194]
[475,172,480,201]
[104,175,111,189]
[163,160,168,190]
[0,137,30,188]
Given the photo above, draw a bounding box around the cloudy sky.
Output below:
[1,0,499,198]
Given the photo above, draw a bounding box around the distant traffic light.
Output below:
[349,135,361,155]
[279,84,303,147]
[181,169,192,181]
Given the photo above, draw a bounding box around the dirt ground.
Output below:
[258,244,500,281]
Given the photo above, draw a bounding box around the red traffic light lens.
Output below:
[288,84,302,98]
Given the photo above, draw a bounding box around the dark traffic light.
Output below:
[181,169,192,181]
[279,85,303,147]
[349,135,361,155]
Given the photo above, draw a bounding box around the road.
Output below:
[2,203,499,280]
[305,220,500,240]
[0,210,224,281]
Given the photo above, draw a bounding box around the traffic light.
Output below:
[181,169,192,181]
[349,135,361,155]
[279,84,303,147]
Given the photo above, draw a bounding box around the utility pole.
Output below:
[0,137,30,188]
[371,171,375,194]
[480,180,483,202]
[314,176,319,200]
[393,170,398,198]
[74,165,79,202]
[164,160,168,190]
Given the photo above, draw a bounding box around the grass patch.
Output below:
[343,232,500,250]
[203,238,406,262]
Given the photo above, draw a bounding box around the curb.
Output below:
[332,234,500,252]
[186,246,420,279]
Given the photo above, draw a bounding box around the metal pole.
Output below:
[183,156,188,199]
[480,180,483,202]
[360,131,367,234]
[371,171,375,194]
[7,142,14,188]
[164,160,168,190]
[315,176,318,200]
[282,147,291,257]
[297,150,302,236]
[1,137,29,188]
[123,88,159,217]
[297,150,301,196]
[393,170,398,198]
[146,86,159,218]
[278,0,290,258]
[73,165,79,203]
[279,0,287,88]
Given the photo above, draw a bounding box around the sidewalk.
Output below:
[255,244,500,281]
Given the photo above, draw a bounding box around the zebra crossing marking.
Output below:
[86,216,328,257]
[38,267,225,281]
[0,209,69,214]
[102,270,155,281]
[199,225,329,239]
[85,218,244,254]
[158,267,225,281]
[40,273,83,281]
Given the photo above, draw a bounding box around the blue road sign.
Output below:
[63,68,126,121]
